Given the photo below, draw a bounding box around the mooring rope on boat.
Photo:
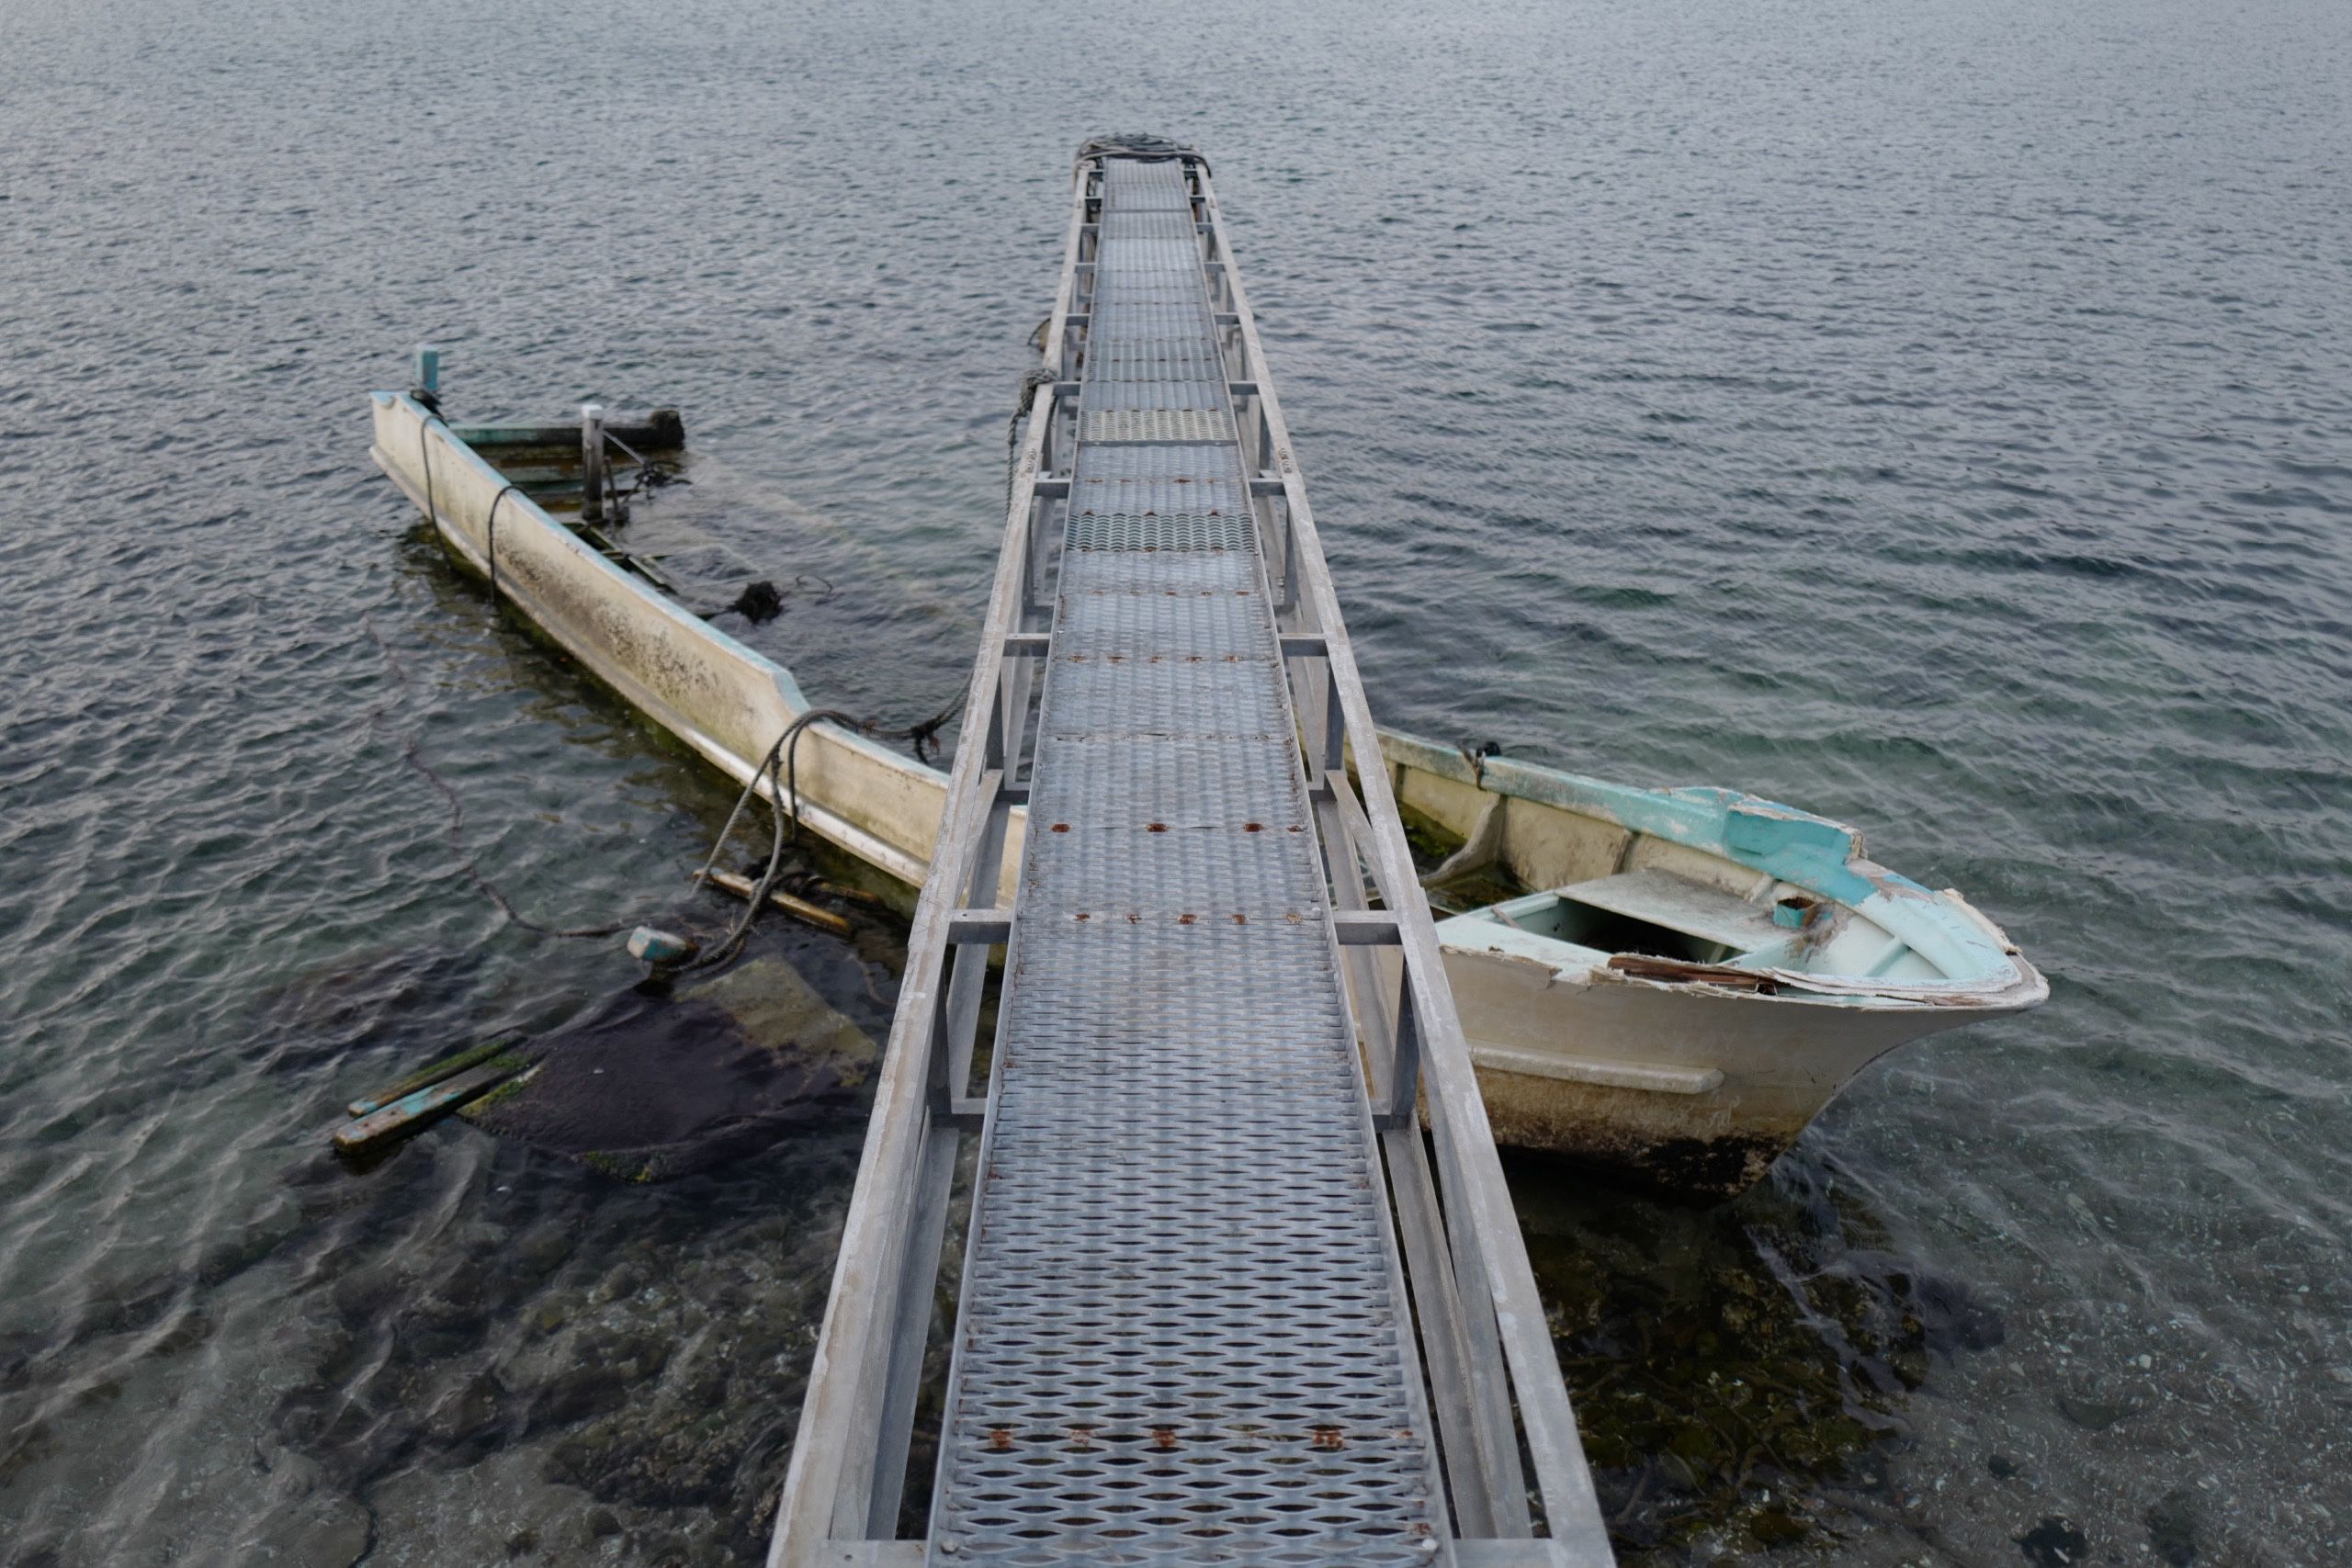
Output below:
[483,481,519,602]
[368,614,970,964]
[684,708,851,969]
[365,615,642,940]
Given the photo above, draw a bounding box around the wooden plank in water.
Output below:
[696,868,854,938]
[333,1060,525,1156]
[345,1035,521,1117]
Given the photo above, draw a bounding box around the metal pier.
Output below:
[769,144,1611,1568]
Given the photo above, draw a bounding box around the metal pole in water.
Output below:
[581,402,606,525]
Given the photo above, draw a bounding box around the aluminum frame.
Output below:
[765,147,1613,1568]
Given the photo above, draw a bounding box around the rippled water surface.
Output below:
[5,0,2349,1562]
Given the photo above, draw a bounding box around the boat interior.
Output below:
[1390,745,1975,989]
[1444,867,1946,983]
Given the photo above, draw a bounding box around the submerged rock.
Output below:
[466,959,876,1180]
[685,957,878,1077]
[2145,1487,2199,1566]
[2017,1515,2088,1566]
[2054,1389,2136,1432]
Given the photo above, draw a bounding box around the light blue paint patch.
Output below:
[1385,729,2020,988]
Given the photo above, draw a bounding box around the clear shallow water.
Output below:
[4,0,2348,1562]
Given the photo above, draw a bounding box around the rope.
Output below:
[415,412,443,532]
[483,482,519,602]
[1005,364,1055,522]
[684,707,862,970]
[366,616,641,941]
[420,413,521,610]
[591,426,687,523]
[902,679,968,765]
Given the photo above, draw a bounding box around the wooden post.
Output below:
[411,343,440,402]
[580,402,605,524]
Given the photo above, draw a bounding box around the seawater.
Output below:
[3,0,2346,1562]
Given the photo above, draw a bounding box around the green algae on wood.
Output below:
[334,1058,526,1156]
[345,1035,524,1118]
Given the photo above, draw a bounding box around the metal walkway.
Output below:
[769,145,1611,1568]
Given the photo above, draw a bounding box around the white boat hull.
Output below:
[368,389,2044,1201]
[1445,945,2021,1196]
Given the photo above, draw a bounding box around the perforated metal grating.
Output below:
[927,153,1448,1568]
[1080,410,1235,444]
[1101,209,1199,243]
[1063,512,1257,553]
[1088,334,1226,384]
[1090,300,1218,341]
[1080,378,1230,412]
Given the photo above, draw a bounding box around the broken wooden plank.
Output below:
[345,1035,522,1118]
[696,869,854,938]
[333,1059,526,1156]
[1605,953,1781,993]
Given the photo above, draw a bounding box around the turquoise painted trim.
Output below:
[1381,728,1871,899]
[1385,728,2019,992]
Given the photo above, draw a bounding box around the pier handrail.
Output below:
[1195,162,1613,1559]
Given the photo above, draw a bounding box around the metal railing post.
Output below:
[580,402,606,525]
